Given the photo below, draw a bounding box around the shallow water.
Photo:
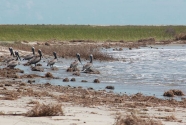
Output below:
[5,44,186,99]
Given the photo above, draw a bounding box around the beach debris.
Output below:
[81,80,87,82]
[93,79,100,83]
[163,89,184,97]
[105,86,115,90]
[31,66,44,72]
[45,72,54,78]
[70,78,76,81]
[63,78,69,82]
[73,71,80,76]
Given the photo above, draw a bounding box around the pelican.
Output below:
[7,51,21,68]
[29,49,42,66]
[47,52,58,67]
[82,54,93,71]
[70,53,82,69]
[4,47,16,63]
[22,47,35,60]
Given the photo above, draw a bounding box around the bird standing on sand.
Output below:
[47,52,58,67]
[70,53,82,69]
[29,49,42,66]
[7,51,21,68]
[82,54,93,71]
[22,47,35,61]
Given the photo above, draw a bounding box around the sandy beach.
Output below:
[0,44,186,125]
[0,80,186,125]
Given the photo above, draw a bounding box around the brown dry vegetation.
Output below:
[114,113,163,125]
[25,103,63,117]
[163,89,185,97]
[1,81,186,109]
[0,68,24,78]
[0,80,186,124]
[165,115,177,122]
[175,33,186,40]
[0,42,113,61]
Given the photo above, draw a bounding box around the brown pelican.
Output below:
[47,52,58,67]
[82,54,93,71]
[7,51,21,68]
[70,53,82,69]
[4,47,17,63]
[22,47,35,60]
[29,49,42,66]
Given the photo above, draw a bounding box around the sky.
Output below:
[0,0,185,25]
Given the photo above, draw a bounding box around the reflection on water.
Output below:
[9,44,186,98]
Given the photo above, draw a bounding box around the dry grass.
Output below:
[25,103,63,117]
[27,100,39,105]
[175,33,186,40]
[0,42,113,61]
[0,111,5,115]
[114,113,163,125]
[163,89,185,97]
[165,115,177,122]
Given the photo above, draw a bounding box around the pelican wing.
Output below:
[47,59,57,66]
[29,56,40,65]
[82,62,92,71]
[7,60,18,68]
[70,60,78,68]
[23,54,35,60]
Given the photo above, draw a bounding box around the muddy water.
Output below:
[8,44,186,99]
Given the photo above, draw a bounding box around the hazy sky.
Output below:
[0,0,185,25]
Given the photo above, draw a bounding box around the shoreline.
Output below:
[0,42,186,125]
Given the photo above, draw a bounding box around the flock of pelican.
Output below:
[4,47,94,72]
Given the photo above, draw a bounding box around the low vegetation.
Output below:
[114,113,163,125]
[163,89,184,97]
[0,25,186,41]
[25,103,63,117]
[0,42,113,60]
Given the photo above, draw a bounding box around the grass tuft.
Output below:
[114,113,163,125]
[25,103,63,117]
[163,89,184,97]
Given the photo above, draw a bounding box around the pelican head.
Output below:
[76,53,82,64]
[32,47,35,55]
[90,54,93,63]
